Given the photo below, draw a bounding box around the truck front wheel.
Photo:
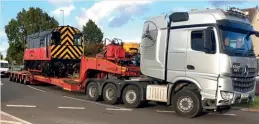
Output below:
[86,82,100,101]
[122,85,142,108]
[172,90,202,118]
[103,83,118,105]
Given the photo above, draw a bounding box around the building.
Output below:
[243,6,259,57]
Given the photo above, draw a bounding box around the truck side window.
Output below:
[191,30,216,53]
[191,31,204,52]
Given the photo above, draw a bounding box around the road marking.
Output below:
[106,108,132,111]
[1,83,4,85]
[6,105,36,108]
[156,110,175,113]
[27,85,46,92]
[58,107,85,110]
[63,96,126,109]
[209,113,236,116]
[0,111,33,124]
[0,120,23,124]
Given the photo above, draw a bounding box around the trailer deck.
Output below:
[9,71,83,92]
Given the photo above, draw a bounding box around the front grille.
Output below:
[232,68,256,93]
[232,68,257,78]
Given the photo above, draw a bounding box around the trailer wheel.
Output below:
[86,82,100,101]
[9,75,13,81]
[21,78,25,84]
[24,77,30,85]
[172,90,202,118]
[122,85,142,108]
[103,83,118,105]
[16,76,21,83]
[13,76,17,82]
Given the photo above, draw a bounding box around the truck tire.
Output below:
[103,83,118,105]
[86,82,100,101]
[172,90,202,118]
[122,85,142,108]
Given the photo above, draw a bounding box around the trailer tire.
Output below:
[24,77,30,85]
[122,85,142,108]
[103,83,118,105]
[13,76,17,82]
[9,75,13,81]
[172,90,202,118]
[86,82,100,101]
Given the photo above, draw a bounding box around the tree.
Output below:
[5,7,59,65]
[82,20,104,56]
[0,53,3,60]
[82,19,103,44]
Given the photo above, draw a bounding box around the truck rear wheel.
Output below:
[86,82,100,101]
[172,90,202,118]
[122,85,142,108]
[103,83,118,105]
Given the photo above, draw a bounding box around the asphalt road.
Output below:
[1,78,259,124]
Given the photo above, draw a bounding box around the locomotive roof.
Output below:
[27,29,54,39]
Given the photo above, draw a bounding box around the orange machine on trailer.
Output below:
[9,38,141,93]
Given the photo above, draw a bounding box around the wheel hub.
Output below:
[106,88,115,100]
[125,90,136,104]
[177,96,194,113]
[89,86,97,97]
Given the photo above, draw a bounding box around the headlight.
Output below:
[220,91,234,100]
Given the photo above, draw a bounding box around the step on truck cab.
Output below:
[141,7,259,117]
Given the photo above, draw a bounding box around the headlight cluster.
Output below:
[220,91,234,100]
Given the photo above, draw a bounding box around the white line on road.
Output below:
[58,107,85,110]
[0,111,33,124]
[106,108,132,111]
[209,113,236,116]
[63,96,126,109]
[1,83,4,85]
[27,85,46,92]
[0,120,23,124]
[156,110,175,113]
[6,105,36,108]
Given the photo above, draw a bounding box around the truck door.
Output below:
[186,27,219,98]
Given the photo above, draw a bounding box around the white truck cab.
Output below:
[0,60,9,77]
[140,7,259,117]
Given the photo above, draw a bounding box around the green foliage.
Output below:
[5,7,58,65]
[0,53,3,60]
[82,20,103,44]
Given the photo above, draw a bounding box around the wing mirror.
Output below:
[203,27,213,53]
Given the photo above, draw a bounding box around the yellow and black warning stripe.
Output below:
[50,26,83,59]
[51,45,83,59]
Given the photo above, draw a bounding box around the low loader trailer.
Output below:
[9,7,259,118]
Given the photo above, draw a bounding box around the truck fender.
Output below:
[167,77,202,105]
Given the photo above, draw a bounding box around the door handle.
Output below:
[187,65,195,70]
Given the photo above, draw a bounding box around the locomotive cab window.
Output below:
[51,32,61,45]
[74,34,82,45]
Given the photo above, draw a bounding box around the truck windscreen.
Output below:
[218,20,255,57]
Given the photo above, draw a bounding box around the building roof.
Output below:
[242,6,258,22]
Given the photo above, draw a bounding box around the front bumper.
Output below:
[216,76,256,106]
